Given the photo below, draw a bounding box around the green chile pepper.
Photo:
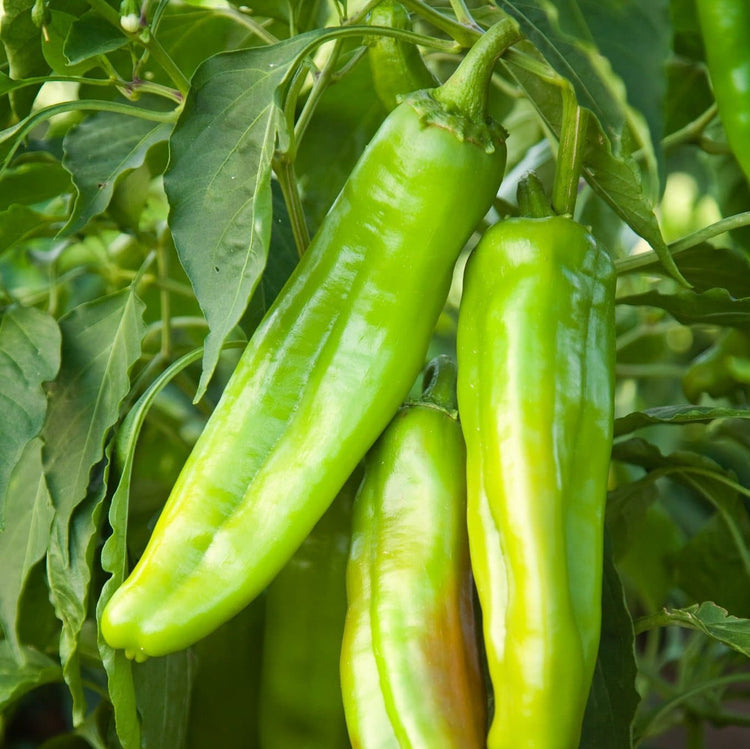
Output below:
[368,0,438,112]
[457,197,616,749]
[100,19,519,661]
[696,0,750,183]
[259,473,360,749]
[341,356,486,749]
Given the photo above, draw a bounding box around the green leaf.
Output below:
[501,43,681,283]
[614,405,750,437]
[623,243,750,299]
[0,0,48,118]
[575,0,670,175]
[163,30,326,399]
[156,8,258,79]
[618,287,750,328]
[64,10,128,66]
[0,306,60,528]
[673,512,750,617]
[606,474,660,560]
[134,653,194,749]
[499,1,627,145]
[612,439,750,587]
[61,112,174,235]
[0,203,60,254]
[43,11,98,76]
[579,538,638,749]
[650,602,750,657]
[0,641,61,710]
[96,341,243,749]
[0,157,72,211]
[0,439,54,658]
[42,289,145,723]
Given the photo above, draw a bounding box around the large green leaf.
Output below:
[61,112,174,235]
[0,439,54,659]
[580,540,638,748]
[163,30,327,399]
[0,306,60,528]
[42,289,145,723]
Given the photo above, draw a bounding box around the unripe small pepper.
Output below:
[368,0,438,112]
[341,356,486,749]
[457,185,616,749]
[696,0,750,183]
[100,19,519,661]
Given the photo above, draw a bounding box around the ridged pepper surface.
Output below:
[341,357,486,749]
[100,19,519,660]
[457,215,616,749]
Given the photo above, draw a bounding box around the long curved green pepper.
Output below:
[368,0,439,112]
[100,19,519,660]
[341,356,486,749]
[457,182,616,749]
[259,473,360,749]
[696,0,750,183]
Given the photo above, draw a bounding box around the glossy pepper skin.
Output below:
[341,357,486,749]
[368,0,438,112]
[696,0,750,183]
[100,20,518,661]
[259,472,360,749]
[457,217,616,749]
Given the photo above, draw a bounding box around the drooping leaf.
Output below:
[163,29,327,399]
[580,539,638,749]
[135,652,194,749]
[0,306,60,527]
[42,289,145,723]
[61,112,174,235]
[618,287,750,328]
[614,405,750,437]
[499,42,681,282]
[97,341,243,749]
[0,439,54,658]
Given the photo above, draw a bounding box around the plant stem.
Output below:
[635,673,750,742]
[400,0,480,47]
[448,0,482,31]
[662,103,719,151]
[552,87,587,216]
[615,211,750,274]
[274,156,310,256]
[435,17,521,121]
[156,240,171,360]
[143,36,190,95]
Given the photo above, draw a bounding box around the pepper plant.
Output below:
[2,1,750,748]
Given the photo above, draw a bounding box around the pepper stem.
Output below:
[434,16,521,122]
[517,173,555,218]
[421,355,458,412]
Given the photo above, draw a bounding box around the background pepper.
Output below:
[100,19,519,661]
[457,203,616,749]
[341,356,486,749]
[367,0,438,112]
[259,472,360,749]
[696,0,750,184]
